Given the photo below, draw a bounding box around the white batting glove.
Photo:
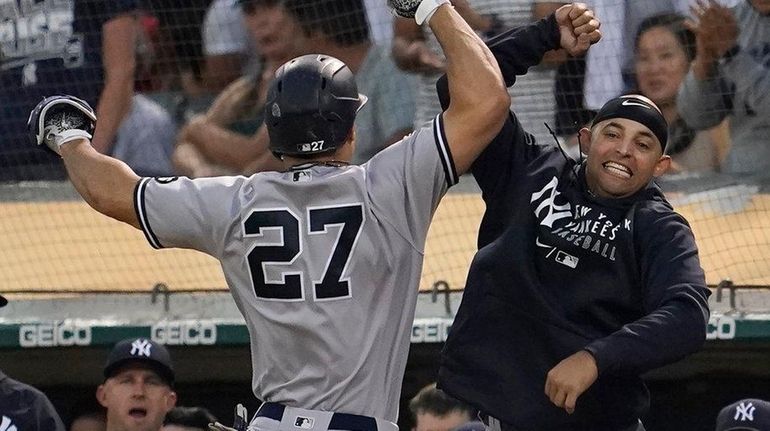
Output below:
[389,0,450,25]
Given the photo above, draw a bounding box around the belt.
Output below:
[256,402,379,431]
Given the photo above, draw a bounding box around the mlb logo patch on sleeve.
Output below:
[294,416,314,429]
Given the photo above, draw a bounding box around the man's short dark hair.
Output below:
[284,0,370,46]
[409,383,476,418]
[164,406,217,429]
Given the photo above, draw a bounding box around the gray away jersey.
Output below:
[134,116,456,422]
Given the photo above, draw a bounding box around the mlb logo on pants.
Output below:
[294,416,314,429]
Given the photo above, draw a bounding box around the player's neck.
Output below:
[284,156,351,170]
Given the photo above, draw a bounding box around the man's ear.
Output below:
[653,155,672,177]
[577,127,592,154]
[165,390,178,411]
[96,384,108,408]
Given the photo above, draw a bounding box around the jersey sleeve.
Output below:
[134,176,245,257]
[364,114,456,250]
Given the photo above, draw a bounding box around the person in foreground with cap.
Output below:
[97,338,177,431]
[0,293,66,430]
[716,398,770,431]
[434,14,710,428]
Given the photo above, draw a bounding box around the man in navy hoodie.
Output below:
[435,5,711,431]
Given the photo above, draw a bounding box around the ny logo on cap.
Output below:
[130,339,152,357]
[735,402,756,421]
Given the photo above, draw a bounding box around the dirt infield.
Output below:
[2,192,768,294]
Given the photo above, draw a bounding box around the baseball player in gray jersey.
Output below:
[27,0,511,429]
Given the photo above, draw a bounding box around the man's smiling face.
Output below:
[580,117,670,199]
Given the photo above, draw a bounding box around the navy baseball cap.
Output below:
[104,338,175,386]
[592,94,669,152]
[716,399,770,431]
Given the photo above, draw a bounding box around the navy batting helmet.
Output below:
[265,54,367,157]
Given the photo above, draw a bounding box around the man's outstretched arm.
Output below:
[61,141,140,228]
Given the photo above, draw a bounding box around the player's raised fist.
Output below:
[28,95,97,155]
[555,2,601,57]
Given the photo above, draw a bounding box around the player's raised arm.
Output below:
[28,96,141,229]
[391,0,509,175]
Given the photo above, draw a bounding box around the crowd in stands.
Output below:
[0,0,768,184]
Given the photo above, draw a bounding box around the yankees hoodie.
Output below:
[434,14,711,431]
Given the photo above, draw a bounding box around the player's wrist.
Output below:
[415,0,450,25]
[57,133,93,159]
[47,129,92,155]
[581,347,605,375]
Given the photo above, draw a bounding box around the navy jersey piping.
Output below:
[432,114,458,186]
[133,177,163,249]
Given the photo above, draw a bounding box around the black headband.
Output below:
[592,95,669,152]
